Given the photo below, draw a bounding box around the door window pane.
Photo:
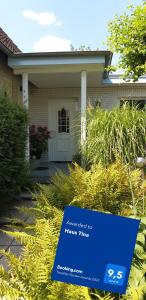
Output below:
[58,108,69,133]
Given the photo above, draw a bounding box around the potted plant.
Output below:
[29,125,50,161]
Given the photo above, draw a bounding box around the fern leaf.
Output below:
[1,230,36,245]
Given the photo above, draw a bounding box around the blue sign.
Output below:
[104,264,126,286]
[51,206,140,294]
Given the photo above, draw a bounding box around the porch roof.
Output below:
[103,73,146,85]
[8,50,112,76]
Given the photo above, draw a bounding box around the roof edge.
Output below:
[10,50,112,58]
[0,27,22,54]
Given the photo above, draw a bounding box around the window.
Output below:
[58,108,69,133]
[120,99,146,110]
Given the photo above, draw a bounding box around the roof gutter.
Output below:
[0,41,13,56]
[10,50,112,58]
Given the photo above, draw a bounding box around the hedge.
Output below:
[0,92,28,198]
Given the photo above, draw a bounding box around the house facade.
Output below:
[0,27,22,103]
[0,28,146,162]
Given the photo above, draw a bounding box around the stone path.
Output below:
[0,162,69,268]
[31,162,70,183]
[0,193,33,269]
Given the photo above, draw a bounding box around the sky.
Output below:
[0,0,143,63]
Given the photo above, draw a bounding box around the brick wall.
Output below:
[0,49,22,103]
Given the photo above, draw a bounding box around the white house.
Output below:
[0,28,146,163]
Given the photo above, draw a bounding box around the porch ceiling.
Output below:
[8,51,112,76]
[29,71,103,88]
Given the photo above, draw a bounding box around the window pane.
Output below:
[120,99,146,110]
[58,108,70,133]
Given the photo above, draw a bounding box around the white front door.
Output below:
[48,99,75,161]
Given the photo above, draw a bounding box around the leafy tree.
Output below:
[70,44,92,51]
[107,1,146,81]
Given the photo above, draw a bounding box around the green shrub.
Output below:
[83,105,146,166]
[29,125,50,159]
[0,204,145,300]
[0,91,28,198]
[125,216,146,300]
[33,161,144,215]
